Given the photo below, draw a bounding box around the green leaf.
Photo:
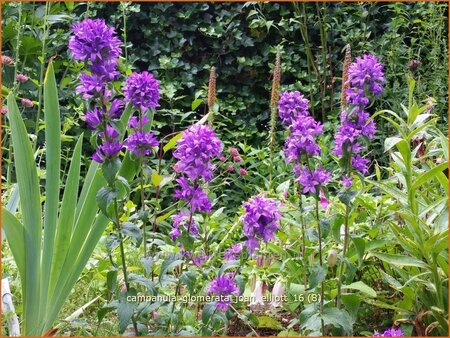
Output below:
[351,237,365,266]
[219,260,240,276]
[102,157,121,185]
[121,222,142,246]
[96,187,118,218]
[201,302,216,324]
[163,132,182,153]
[338,190,357,206]
[180,271,197,293]
[411,162,448,192]
[118,289,138,333]
[49,135,83,296]
[159,253,183,284]
[7,92,42,335]
[151,172,163,187]
[373,252,427,268]
[384,137,403,152]
[2,208,26,279]
[341,294,360,322]
[191,98,203,110]
[308,264,327,290]
[156,209,176,223]
[342,281,377,298]
[256,316,283,330]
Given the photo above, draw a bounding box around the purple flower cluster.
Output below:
[224,244,242,261]
[243,195,281,254]
[169,212,198,241]
[69,19,125,164]
[334,54,385,179]
[173,124,223,182]
[294,165,331,194]
[121,72,161,158]
[123,71,160,112]
[171,124,223,244]
[284,116,323,162]
[207,274,240,311]
[69,19,122,99]
[373,328,403,337]
[126,130,159,156]
[280,90,331,199]
[174,177,212,213]
[278,91,309,126]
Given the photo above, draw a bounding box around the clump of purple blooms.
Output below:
[373,328,404,337]
[123,71,160,112]
[207,274,240,311]
[279,91,331,199]
[69,18,122,99]
[224,244,242,261]
[171,123,223,246]
[169,212,198,241]
[278,91,309,126]
[173,124,223,182]
[334,54,385,181]
[243,195,281,254]
[69,19,124,164]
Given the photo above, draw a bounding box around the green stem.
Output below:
[315,198,325,336]
[113,198,139,334]
[336,202,350,309]
[33,1,51,151]
[298,187,308,293]
[122,4,128,62]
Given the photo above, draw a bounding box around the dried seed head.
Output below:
[270,51,281,108]
[207,66,216,111]
[340,44,352,109]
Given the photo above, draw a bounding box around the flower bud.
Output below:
[219,156,226,162]
[270,280,285,308]
[250,280,265,309]
[1,107,7,115]
[327,249,338,267]
[229,147,239,157]
[227,165,234,172]
[239,167,248,176]
[233,155,242,163]
[1,55,14,65]
[20,98,33,108]
[408,60,421,73]
[16,73,29,83]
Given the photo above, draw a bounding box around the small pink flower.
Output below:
[227,165,234,172]
[233,155,242,163]
[1,107,7,115]
[20,98,33,108]
[1,55,14,65]
[239,167,248,176]
[229,147,239,157]
[120,283,127,293]
[319,189,330,211]
[219,156,226,162]
[16,73,29,83]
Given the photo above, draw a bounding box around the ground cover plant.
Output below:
[1,2,448,337]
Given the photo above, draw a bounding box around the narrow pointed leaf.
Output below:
[7,92,42,335]
[2,208,26,279]
[41,61,61,323]
[49,135,83,296]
